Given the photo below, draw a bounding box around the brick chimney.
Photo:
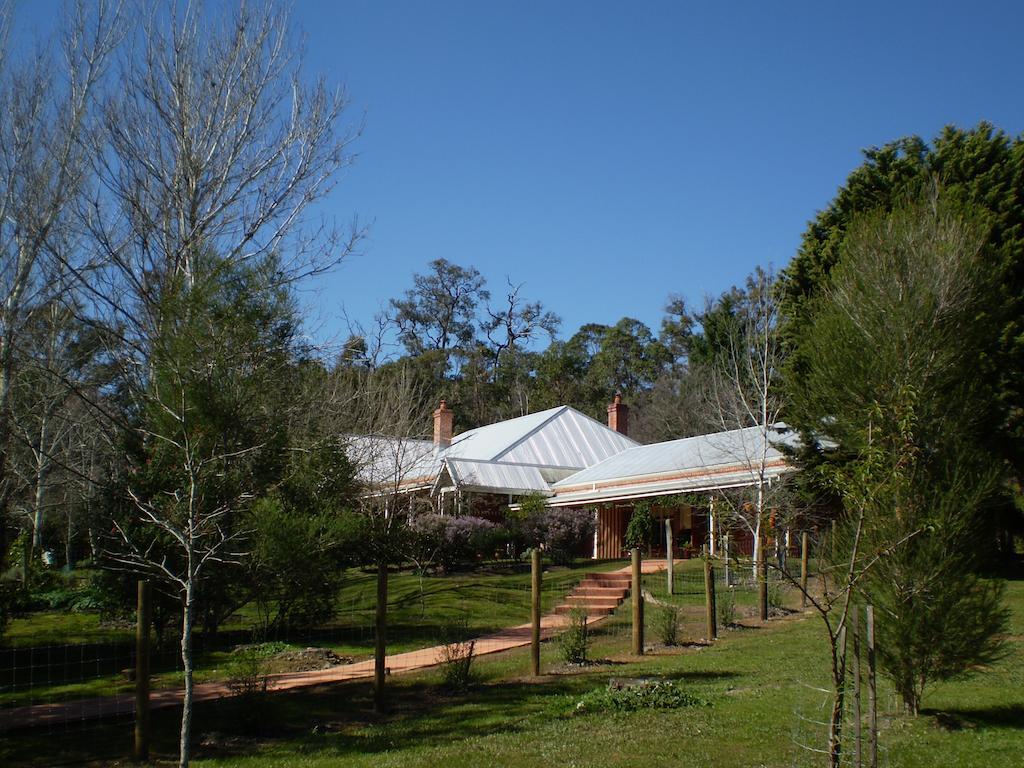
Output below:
[607,392,628,436]
[433,399,454,449]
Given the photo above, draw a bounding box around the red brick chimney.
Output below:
[433,399,454,449]
[607,392,628,436]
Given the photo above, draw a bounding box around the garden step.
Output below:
[554,604,615,616]
[585,575,632,586]
[572,587,628,597]
[564,596,622,608]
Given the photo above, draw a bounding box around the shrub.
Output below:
[540,508,594,565]
[560,607,590,664]
[574,679,708,714]
[653,602,682,646]
[408,513,500,572]
[624,505,653,551]
[717,586,737,627]
[767,579,785,615]
[226,645,271,699]
[438,620,476,689]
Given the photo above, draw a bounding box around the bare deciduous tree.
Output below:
[699,267,788,613]
[0,0,122,573]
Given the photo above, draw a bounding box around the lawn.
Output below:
[0,559,626,708]
[1,565,1020,767]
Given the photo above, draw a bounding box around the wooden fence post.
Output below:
[704,551,717,641]
[531,548,541,676]
[631,548,643,655]
[800,531,809,608]
[866,604,878,768]
[665,519,674,596]
[133,580,151,762]
[723,531,731,587]
[374,560,388,713]
[852,608,862,768]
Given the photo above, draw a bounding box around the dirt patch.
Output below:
[265,648,355,674]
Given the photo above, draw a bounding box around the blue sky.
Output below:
[16,1,1024,353]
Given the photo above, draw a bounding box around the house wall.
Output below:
[593,502,708,559]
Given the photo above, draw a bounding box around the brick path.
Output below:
[0,560,670,731]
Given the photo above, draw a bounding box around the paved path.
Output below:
[0,560,671,731]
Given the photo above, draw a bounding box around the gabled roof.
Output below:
[437,458,559,496]
[348,405,639,493]
[547,424,799,506]
[443,406,638,468]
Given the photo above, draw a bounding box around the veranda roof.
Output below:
[547,424,800,506]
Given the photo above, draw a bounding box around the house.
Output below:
[348,394,798,559]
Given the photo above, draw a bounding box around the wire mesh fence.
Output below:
[1,541,837,766]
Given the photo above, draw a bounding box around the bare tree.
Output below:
[82,3,360,766]
[341,366,431,712]
[0,0,122,574]
[699,267,788,615]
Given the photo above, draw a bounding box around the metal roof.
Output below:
[345,435,440,489]
[440,458,554,495]
[547,424,800,505]
[345,405,638,494]
[443,406,637,467]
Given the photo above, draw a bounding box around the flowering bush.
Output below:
[407,513,500,571]
[537,507,594,565]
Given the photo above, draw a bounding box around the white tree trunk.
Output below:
[179,579,195,768]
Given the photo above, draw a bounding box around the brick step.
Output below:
[554,604,615,616]
[563,596,622,608]
[583,583,630,593]
[571,587,629,597]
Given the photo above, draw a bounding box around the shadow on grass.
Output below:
[925,703,1024,731]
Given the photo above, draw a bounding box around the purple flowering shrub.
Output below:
[536,507,594,564]
[407,513,500,571]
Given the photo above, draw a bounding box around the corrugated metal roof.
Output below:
[344,405,638,493]
[443,458,553,495]
[345,435,440,488]
[547,462,792,507]
[496,407,639,467]
[552,424,800,491]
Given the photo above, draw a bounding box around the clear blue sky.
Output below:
[16,1,1024,352]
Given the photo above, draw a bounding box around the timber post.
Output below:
[704,549,717,641]
[374,560,388,713]
[853,608,862,767]
[665,518,674,596]
[133,580,151,762]
[531,548,541,676]
[800,531,809,608]
[866,604,878,768]
[631,548,643,655]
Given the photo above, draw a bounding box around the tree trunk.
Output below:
[828,627,848,768]
[179,581,195,768]
[374,560,388,712]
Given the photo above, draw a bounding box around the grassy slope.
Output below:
[186,577,1021,768]
[1,568,1020,766]
[0,560,623,708]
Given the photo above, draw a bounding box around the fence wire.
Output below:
[2,542,834,766]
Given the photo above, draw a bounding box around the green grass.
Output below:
[3,569,1021,767]
[2,610,134,648]
[0,559,624,708]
